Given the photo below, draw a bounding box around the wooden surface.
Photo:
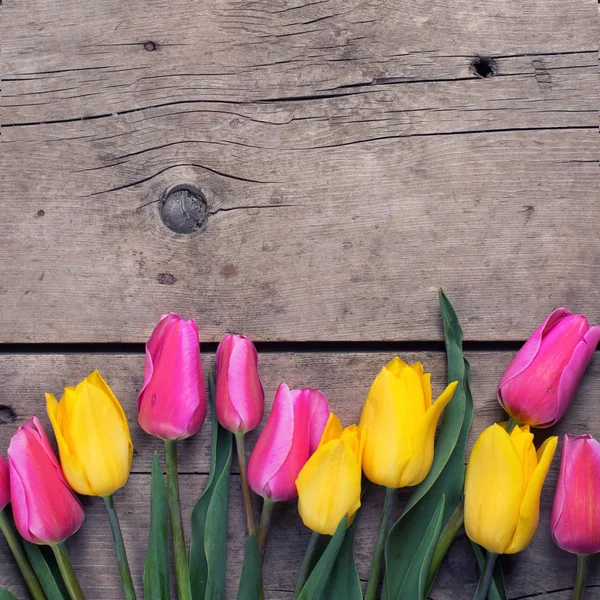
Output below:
[1,0,599,599]
[1,0,598,342]
[0,352,599,599]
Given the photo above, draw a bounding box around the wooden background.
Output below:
[1,0,598,598]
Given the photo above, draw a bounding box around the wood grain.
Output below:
[1,351,599,598]
[1,0,598,343]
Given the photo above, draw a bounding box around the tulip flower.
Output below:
[47,370,136,600]
[0,455,8,511]
[137,313,207,600]
[216,333,264,536]
[360,357,458,489]
[296,414,364,535]
[498,309,600,428]
[216,333,264,433]
[248,383,330,553]
[137,312,207,440]
[360,357,457,600]
[8,417,86,600]
[464,423,557,600]
[550,434,600,600]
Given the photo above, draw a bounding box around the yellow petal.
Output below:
[464,424,524,553]
[296,428,362,535]
[319,413,344,447]
[504,436,558,554]
[360,366,412,488]
[421,373,432,411]
[397,380,457,487]
[509,425,537,489]
[46,392,93,495]
[386,356,409,379]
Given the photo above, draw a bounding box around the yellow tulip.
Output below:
[359,357,457,488]
[296,413,364,535]
[46,370,133,497]
[464,423,557,554]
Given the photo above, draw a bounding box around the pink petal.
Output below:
[0,455,8,510]
[248,383,295,497]
[551,434,600,554]
[305,389,330,452]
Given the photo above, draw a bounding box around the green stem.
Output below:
[257,497,275,558]
[165,440,191,600]
[505,416,520,433]
[51,542,86,600]
[293,530,321,599]
[0,509,46,600]
[573,554,589,600]
[472,551,498,600]
[235,432,257,536]
[365,486,395,600]
[103,495,136,600]
[425,498,465,594]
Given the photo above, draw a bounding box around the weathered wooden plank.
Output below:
[1,351,599,598]
[1,0,598,343]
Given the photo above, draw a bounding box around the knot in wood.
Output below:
[160,185,208,234]
[471,56,498,78]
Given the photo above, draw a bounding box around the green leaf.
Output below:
[236,534,263,600]
[472,543,506,600]
[384,290,474,600]
[323,517,362,600]
[143,451,170,600]
[387,495,446,600]
[22,541,69,600]
[190,370,233,600]
[0,587,18,600]
[297,516,348,600]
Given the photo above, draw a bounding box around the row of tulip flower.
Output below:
[0,302,599,600]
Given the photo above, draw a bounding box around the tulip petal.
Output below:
[504,435,557,554]
[0,455,9,510]
[247,383,295,499]
[360,367,413,488]
[46,392,92,495]
[498,308,571,391]
[555,325,600,424]
[397,380,457,487]
[306,389,330,453]
[551,434,600,555]
[296,432,362,535]
[464,424,524,554]
[319,413,344,447]
[386,356,409,378]
[508,426,537,490]
[228,337,263,428]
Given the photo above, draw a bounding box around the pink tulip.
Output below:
[216,334,264,433]
[138,313,207,440]
[248,384,330,502]
[551,434,600,555]
[0,455,9,510]
[8,417,84,544]
[498,309,600,427]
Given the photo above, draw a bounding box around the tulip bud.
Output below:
[46,370,134,497]
[498,309,600,428]
[464,423,557,554]
[551,434,600,555]
[247,384,329,502]
[138,313,207,440]
[216,334,264,433]
[296,414,364,535]
[359,358,457,489]
[8,417,84,544]
[0,455,9,511]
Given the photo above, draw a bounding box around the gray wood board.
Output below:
[1,351,599,598]
[1,0,598,343]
